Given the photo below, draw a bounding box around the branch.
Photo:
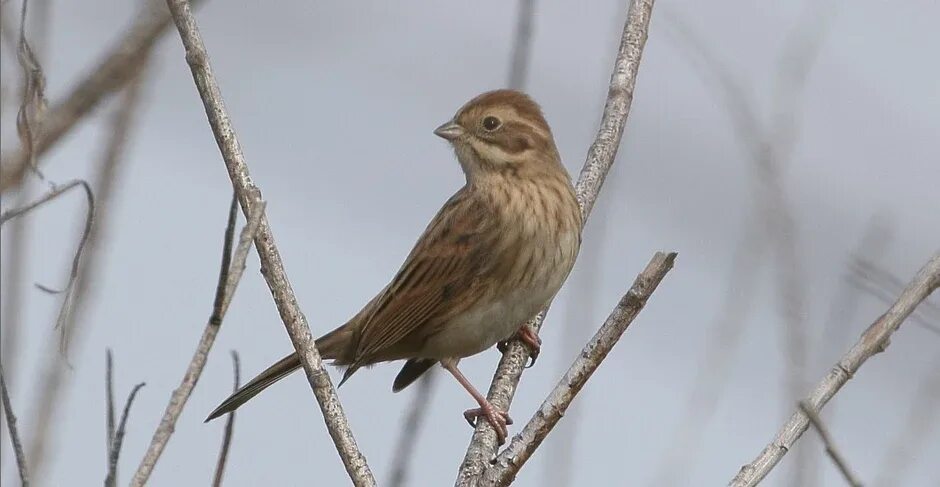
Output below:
[797,401,863,487]
[106,380,146,487]
[729,252,940,486]
[160,1,376,485]
[129,196,264,486]
[456,0,656,482]
[0,0,203,192]
[484,252,677,486]
[212,351,241,487]
[0,362,29,487]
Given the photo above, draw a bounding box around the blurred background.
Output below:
[1,0,938,486]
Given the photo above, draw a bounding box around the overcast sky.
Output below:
[1,0,938,486]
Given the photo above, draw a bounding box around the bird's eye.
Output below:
[482,116,501,131]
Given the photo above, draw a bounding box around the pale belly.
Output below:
[420,229,579,360]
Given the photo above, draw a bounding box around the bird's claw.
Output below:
[496,327,542,368]
[463,405,513,445]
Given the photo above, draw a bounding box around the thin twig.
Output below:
[386,372,437,487]
[130,197,264,486]
[730,252,940,486]
[212,351,241,487]
[798,401,863,487]
[483,252,677,486]
[0,363,29,487]
[105,381,146,487]
[0,0,205,192]
[456,1,656,483]
[159,1,376,484]
[26,64,149,480]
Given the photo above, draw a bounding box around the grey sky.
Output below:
[1,0,938,486]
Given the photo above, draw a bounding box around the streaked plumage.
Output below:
[207,90,581,443]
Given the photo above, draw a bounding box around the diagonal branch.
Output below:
[158,1,376,484]
[456,1,656,483]
[130,196,264,486]
[483,252,677,486]
[730,252,940,486]
[0,0,204,193]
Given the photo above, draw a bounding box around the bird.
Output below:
[205,89,582,444]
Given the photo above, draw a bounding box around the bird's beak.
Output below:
[433,121,465,141]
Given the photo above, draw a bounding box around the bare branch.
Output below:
[798,401,863,487]
[386,372,437,487]
[730,252,940,486]
[212,351,241,487]
[158,1,376,484]
[483,252,677,486]
[130,197,264,486]
[106,380,146,487]
[0,362,29,487]
[456,1,656,482]
[0,0,204,192]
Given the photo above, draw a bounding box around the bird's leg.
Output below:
[496,325,542,368]
[441,360,513,445]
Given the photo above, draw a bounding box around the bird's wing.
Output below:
[352,189,496,362]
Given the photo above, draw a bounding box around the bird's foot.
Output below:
[497,327,542,368]
[463,404,513,445]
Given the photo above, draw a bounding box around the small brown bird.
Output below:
[206,90,581,443]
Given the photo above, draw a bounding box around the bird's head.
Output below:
[434,90,564,182]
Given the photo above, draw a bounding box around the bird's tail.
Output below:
[205,323,353,422]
